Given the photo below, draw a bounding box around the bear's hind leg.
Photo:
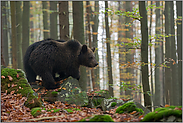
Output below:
[42,72,60,90]
[26,69,37,84]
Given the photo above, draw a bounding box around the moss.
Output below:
[31,107,42,117]
[65,109,73,113]
[47,109,60,113]
[142,106,182,122]
[111,102,117,107]
[116,102,144,115]
[73,108,81,111]
[1,68,43,109]
[93,98,104,106]
[79,115,114,122]
[57,89,62,92]
[51,91,58,95]
[1,68,19,81]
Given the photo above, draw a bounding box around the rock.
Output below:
[176,118,182,122]
[167,115,176,122]
[101,98,125,112]
[1,67,43,109]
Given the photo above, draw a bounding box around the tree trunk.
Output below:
[91,1,100,90]
[124,1,133,96]
[164,1,171,105]
[170,1,178,105]
[50,1,58,39]
[16,1,23,69]
[42,1,49,39]
[118,1,125,96]
[10,1,17,69]
[1,1,9,66]
[22,1,30,61]
[59,1,69,40]
[86,1,95,91]
[154,1,162,108]
[139,1,151,111]
[176,1,182,106]
[149,1,154,107]
[73,1,87,91]
[105,1,114,97]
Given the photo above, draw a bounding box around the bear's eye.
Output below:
[89,56,93,59]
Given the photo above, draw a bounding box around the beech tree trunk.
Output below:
[105,1,114,97]
[139,1,151,111]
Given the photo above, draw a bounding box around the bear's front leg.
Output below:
[71,70,80,81]
[42,71,60,90]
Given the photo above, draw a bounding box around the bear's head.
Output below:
[78,45,98,68]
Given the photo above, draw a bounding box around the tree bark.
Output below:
[10,1,17,69]
[154,1,162,108]
[105,1,114,97]
[16,1,23,69]
[42,1,49,39]
[176,1,182,106]
[1,1,9,66]
[139,1,151,111]
[164,1,171,105]
[91,1,100,90]
[73,1,87,91]
[86,1,95,90]
[22,1,30,61]
[50,1,58,39]
[59,1,69,40]
[124,1,133,96]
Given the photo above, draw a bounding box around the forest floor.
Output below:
[1,92,144,122]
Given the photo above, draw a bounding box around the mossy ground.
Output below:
[1,67,42,109]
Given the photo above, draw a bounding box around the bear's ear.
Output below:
[92,47,95,52]
[81,45,88,53]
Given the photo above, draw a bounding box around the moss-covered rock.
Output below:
[116,102,144,115]
[141,106,182,122]
[79,115,114,122]
[1,67,42,109]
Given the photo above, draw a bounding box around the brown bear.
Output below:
[23,38,65,83]
[28,39,98,90]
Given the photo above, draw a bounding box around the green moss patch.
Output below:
[1,67,42,109]
[141,106,182,122]
[116,102,144,115]
[79,115,114,122]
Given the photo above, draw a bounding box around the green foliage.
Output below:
[141,106,182,122]
[111,102,117,107]
[116,102,144,115]
[79,115,114,122]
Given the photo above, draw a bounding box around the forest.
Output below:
[1,1,182,122]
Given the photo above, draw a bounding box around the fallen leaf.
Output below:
[130,111,137,115]
[1,76,5,79]
[17,74,19,78]
[7,76,13,81]
[165,104,170,107]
